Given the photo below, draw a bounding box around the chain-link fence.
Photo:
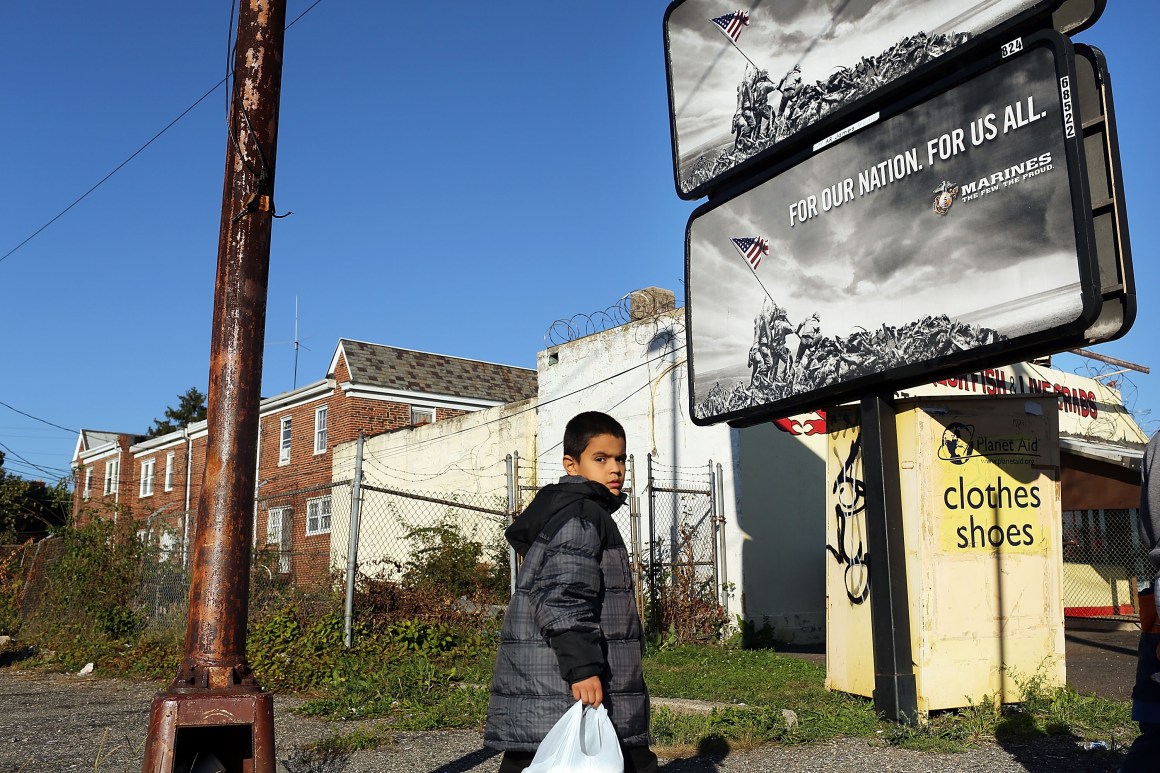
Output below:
[341,482,509,585]
[644,457,727,641]
[16,475,513,639]
[1062,507,1148,621]
[13,449,732,646]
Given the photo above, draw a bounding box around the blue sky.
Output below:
[0,1,1156,483]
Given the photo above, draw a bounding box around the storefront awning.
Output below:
[1060,435,1145,471]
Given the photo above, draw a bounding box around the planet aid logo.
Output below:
[936,423,1045,554]
[938,422,974,464]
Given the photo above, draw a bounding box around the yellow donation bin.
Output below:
[825,395,1065,713]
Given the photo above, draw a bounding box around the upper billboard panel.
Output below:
[685,32,1100,427]
[664,0,1067,200]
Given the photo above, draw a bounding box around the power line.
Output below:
[0,439,72,480]
[0,399,76,434]
[0,0,325,268]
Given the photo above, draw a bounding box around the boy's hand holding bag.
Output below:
[525,700,624,773]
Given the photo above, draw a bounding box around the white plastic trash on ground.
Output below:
[525,700,623,773]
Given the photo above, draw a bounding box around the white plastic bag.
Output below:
[525,700,624,773]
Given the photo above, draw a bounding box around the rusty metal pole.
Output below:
[142,1,286,770]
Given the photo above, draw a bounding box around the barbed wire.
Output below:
[544,289,685,347]
[1068,358,1155,437]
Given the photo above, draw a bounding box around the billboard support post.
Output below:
[860,392,919,723]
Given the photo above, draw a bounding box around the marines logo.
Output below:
[932,180,960,216]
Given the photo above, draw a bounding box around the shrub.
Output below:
[0,542,31,636]
[24,518,144,643]
[402,513,508,600]
[643,525,728,644]
[248,606,347,691]
[351,514,509,631]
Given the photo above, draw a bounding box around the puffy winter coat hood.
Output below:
[504,476,626,557]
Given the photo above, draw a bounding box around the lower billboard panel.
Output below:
[686,32,1100,427]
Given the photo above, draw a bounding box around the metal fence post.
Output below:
[647,452,657,639]
[506,453,518,598]
[627,455,644,615]
[343,434,365,649]
[708,460,720,607]
[716,462,729,618]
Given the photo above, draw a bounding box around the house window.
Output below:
[104,459,119,495]
[267,506,290,545]
[279,417,292,464]
[83,467,93,500]
[314,406,328,454]
[158,530,177,560]
[410,406,435,426]
[306,496,331,536]
[140,459,155,497]
[164,452,175,492]
[267,507,292,574]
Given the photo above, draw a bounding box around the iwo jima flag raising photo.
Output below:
[685,34,1100,426]
[664,0,1072,199]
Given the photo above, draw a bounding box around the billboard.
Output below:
[685,31,1100,427]
[664,0,1090,200]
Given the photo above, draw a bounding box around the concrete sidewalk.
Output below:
[1064,621,1141,701]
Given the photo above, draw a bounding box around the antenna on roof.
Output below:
[270,296,311,390]
[1067,348,1150,375]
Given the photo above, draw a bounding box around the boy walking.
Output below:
[485,412,658,772]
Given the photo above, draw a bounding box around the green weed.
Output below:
[305,723,396,753]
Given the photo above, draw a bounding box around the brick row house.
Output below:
[71,339,536,580]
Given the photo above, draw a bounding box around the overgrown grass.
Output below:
[642,644,1137,754]
[645,644,879,748]
[305,722,397,753]
[240,602,499,729]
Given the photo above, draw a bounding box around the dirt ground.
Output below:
[0,622,1141,772]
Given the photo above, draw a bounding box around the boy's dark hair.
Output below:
[563,411,626,459]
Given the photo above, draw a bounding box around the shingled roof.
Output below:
[332,339,537,405]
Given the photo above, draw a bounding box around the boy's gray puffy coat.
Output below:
[484,477,649,751]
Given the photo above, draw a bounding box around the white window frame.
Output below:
[83,467,93,500]
[267,506,291,545]
[158,530,177,560]
[164,451,175,492]
[139,458,155,498]
[104,459,119,495]
[306,495,332,536]
[279,416,292,464]
[314,406,328,455]
[410,405,435,426]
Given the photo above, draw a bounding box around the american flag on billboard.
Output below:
[731,236,768,270]
[710,10,750,42]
